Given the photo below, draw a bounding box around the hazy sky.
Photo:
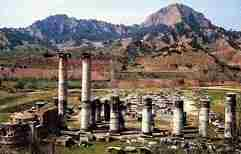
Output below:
[0,0,240,30]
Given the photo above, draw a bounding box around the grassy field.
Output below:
[0,79,110,123]
[57,141,123,154]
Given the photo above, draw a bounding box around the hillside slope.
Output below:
[0,3,241,83]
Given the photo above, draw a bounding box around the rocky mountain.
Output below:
[116,4,241,82]
[0,16,135,49]
[0,28,46,49]
[26,14,133,46]
[0,3,240,53]
[0,32,9,49]
[142,3,212,29]
[137,4,241,51]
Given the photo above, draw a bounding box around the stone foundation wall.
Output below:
[0,124,30,145]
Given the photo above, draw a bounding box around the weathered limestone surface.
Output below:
[80,101,90,131]
[95,99,102,123]
[224,93,236,138]
[58,52,69,128]
[0,123,30,145]
[109,96,120,133]
[119,102,125,131]
[29,121,39,144]
[89,100,96,128]
[81,53,91,102]
[102,100,110,122]
[80,53,92,131]
[199,97,210,138]
[172,97,184,136]
[142,98,152,135]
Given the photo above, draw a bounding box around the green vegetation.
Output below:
[200,89,227,104]
[0,113,10,123]
[13,79,57,90]
[57,141,122,154]
[0,45,48,58]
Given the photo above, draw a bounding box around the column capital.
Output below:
[111,95,120,103]
[174,97,183,108]
[200,96,211,108]
[144,97,152,106]
[81,53,91,59]
[226,93,236,106]
[226,92,236,100]
[57,51,71,59]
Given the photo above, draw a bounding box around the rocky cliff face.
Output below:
[26,14,132,46]
[0,32,9,49]
[143,3,212,29]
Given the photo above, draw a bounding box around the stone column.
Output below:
[81,53,91,102]
[48,142,55,154]
[57,52,70,128]
[101,100,105,121]
[109,96,120,133]
[199,97,210,138]
[183,112,187,126]
[102,100,110,122]
[80,53,92,131]
[151,109,155,132]
[119,101,125,131]
[95,99,102,123]
[172,97,184,136]
[224,93,237,138]
[29,122,38,144]
[80,101,90,131]
[141,98,152,135]
[89,99,96,128]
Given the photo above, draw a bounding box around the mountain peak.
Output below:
[47,14,69,19]
[143,3,212,29]
[166,3,191,9]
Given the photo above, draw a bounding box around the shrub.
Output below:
[14,80,26,89]
[25,80,38,89]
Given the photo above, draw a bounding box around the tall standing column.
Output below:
[173,97,184,136]
[199,97,210,138]
[80,53,92,131]
[80,102,90,131]
[141,98,152,135]
[109,95,120,133]
[57,52,70,128]
[81,53,91,102]
[224,93,237,138]
[29,121,38,144]
[110,57,118,95]
[95,99,102,123]
[119,101,125,131]
[102,100,110,122]
[89,99,96,128]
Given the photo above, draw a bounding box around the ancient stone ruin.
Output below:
[1,51,241,154]
[57,51,71,128]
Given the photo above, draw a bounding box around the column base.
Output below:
[80,127,94,133]
[224,137,235,143]
[89,124,97,130]
[172,134,183,138]
[109,130,121,136]
[141,132,152,138]
[80,129,90,133]
[198,135,209,140]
